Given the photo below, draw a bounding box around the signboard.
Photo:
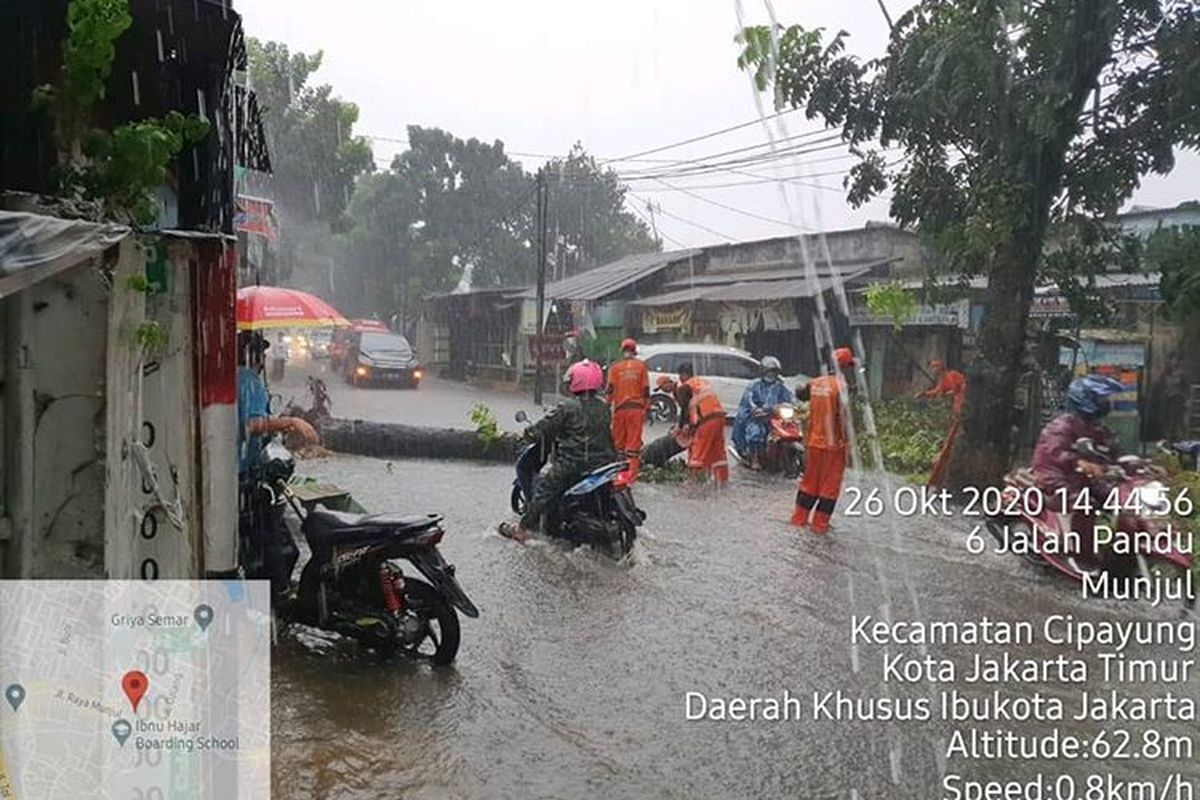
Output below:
[850,299,969,329]
[528,333,565,361]
[1030,294,1073,318]
[642,306,692,334]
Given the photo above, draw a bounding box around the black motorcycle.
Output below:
[244,441,478,665]
[510,411,645,558]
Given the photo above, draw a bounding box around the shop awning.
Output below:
[0,210,129,299]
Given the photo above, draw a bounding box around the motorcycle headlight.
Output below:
[1132,483,1172,516]
[777,406,796,420]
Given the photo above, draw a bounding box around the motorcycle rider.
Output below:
[500,360,617,542]
[1031,374,1125,554]
[607,338,650,482]
[675,362,729,484]
[791,346,855,534]
[732,355,796,470]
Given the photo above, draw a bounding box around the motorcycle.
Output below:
[510,410,645,558]
[985,437,1193,588]
[244,440,478,665]
[1160,439,1200,471]
[727,403,805,477]
[283,375,333,429]
[647,375,680,426]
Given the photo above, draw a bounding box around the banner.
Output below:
[642,306,692,334]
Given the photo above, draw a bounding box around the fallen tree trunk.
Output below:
[320,418,519,463]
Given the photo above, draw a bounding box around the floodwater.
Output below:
[272,455,1199,799]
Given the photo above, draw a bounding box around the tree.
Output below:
[338,127,534,316]
[337,129,658,318]
[739,1,1200,486]
[546,145,660,277]
[1147,221,1200,319]
[247,38,373,225]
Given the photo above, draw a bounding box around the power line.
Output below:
[627,201,685,249]
[648,177,813,232]
[629,193,735,242]
[613,135,847,181]
[602,108,804,164]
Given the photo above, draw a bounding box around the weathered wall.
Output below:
[702,227,925,276]
[0,256,109,577]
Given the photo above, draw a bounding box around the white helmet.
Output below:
[761,356,782,374]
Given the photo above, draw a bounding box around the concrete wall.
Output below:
[1,255,109,576]
[702,227,925,276]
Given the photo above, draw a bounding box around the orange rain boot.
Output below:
[790,506,809,527]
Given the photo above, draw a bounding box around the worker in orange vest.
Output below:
[675,362,729,484]
[791,346,856,533]
[917,358,967,487]
[606,338,650,482]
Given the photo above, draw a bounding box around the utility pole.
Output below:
[534,167,549,405]
[646,200,660,243]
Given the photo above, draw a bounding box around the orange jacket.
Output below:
[607,357,649,411]
[682,377,724,426]
[919,370,967,416]
[805,374,846,449]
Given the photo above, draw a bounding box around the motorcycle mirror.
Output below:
[269,393,283,414]
[515,410,529,424]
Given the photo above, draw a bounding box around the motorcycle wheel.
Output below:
[783,448,804,479]
[400,577,461,665]
[511,485,526,515]
[649,395,677,426]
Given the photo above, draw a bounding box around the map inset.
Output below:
[0,581,271,799]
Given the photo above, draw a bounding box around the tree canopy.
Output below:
[247,38,373,225]
[739,0,1200,484]
[336,128,657,318]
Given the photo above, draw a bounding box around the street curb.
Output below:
[321,418,519,463]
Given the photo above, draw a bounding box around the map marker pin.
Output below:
[193,603,214,632]
[112,719,132,747]
[5,684,25,712]
[121,671,148,714]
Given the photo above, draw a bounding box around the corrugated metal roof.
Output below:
[631,268,871,307]
[507,248,701,302]
[664,258,893,289]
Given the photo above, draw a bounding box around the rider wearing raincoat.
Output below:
[731,356,795,470]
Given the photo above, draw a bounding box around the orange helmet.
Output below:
[834,347,854,368]
[621,337,638,354]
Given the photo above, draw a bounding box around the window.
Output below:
[644,354,675,372]
[715,354,761,380]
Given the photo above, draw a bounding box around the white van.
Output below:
[638,343,805,415]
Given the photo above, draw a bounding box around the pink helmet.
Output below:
[567,359,604,394]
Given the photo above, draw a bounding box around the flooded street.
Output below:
[271,455,1199,799]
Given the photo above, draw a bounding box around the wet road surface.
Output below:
[271,455,1199,799]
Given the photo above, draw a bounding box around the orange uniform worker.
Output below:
[916,359,967,487]
[606,338,650,482]
[675,362,729,484]
[791,347,855,533]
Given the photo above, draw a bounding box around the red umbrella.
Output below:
[236,286,349,330]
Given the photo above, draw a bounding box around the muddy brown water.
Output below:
[271,456,1198,799]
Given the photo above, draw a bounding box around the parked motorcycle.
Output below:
[985,437,1193,589]
[728,403,805,477]
[244,440,478,665]
[1160,439,1200,471]
[510,410,645,558]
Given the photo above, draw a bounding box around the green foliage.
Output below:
[71,112,210,223]
[638,462,689,484]
[34,1,210,224]
[134,320,167,352]
[33,0,132,139]
[247,38,373,225]
[124,273,161,295]
[855,398,952,481]
[469,403,502,445]
[339,129,656,316]
[1146,225,1200,320]
[738,2,1200,482]
[864,281,917,330]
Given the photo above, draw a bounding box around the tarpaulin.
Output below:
[0,210,129,299]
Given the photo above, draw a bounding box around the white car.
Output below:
[637,343,805,418]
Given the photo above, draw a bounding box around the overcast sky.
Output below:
[237,0,1200,249]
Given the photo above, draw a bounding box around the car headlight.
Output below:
[355,365,369,377]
